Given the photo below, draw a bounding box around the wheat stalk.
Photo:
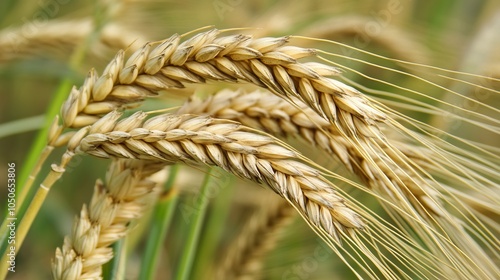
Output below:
[215,197,295,280]
[51,158,166,280]
[70,111,364,243]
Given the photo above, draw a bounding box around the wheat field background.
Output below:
[0,0,499,279]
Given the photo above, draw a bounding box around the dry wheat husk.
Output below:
[51,159,166,280]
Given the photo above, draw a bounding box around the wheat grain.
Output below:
[72,111,364,243]
[51,159,166,280]
[215,198,295,280]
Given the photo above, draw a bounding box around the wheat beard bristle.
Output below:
[51,159,166,280]
[70,111,364,243]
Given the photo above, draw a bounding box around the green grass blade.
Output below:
[102,238,127,280]
[191,175,234,279]
[174,168,215,280]
[139,165,180,280]
[0,115,44,139]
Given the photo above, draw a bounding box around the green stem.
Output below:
[0,78,72,275]
[103,238,127,280]
[17,33,86,201]
[191,175,234,279]
[0,168,64,279]
[174,169,215,280]
[139,165,180,280]
[0,19,96,279]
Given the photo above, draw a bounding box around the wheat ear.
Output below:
[177,89,442,215]
[71,111,364,242]
[34,28,383,214]
[0,19,146,63]
[52,159,166,280]
[56,28,385,137]
[0,20,93,63]
[215,198,295,280]
[35,29,386,237]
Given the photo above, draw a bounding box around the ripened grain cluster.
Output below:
[73,112,364,241]
[52,159,165,279]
